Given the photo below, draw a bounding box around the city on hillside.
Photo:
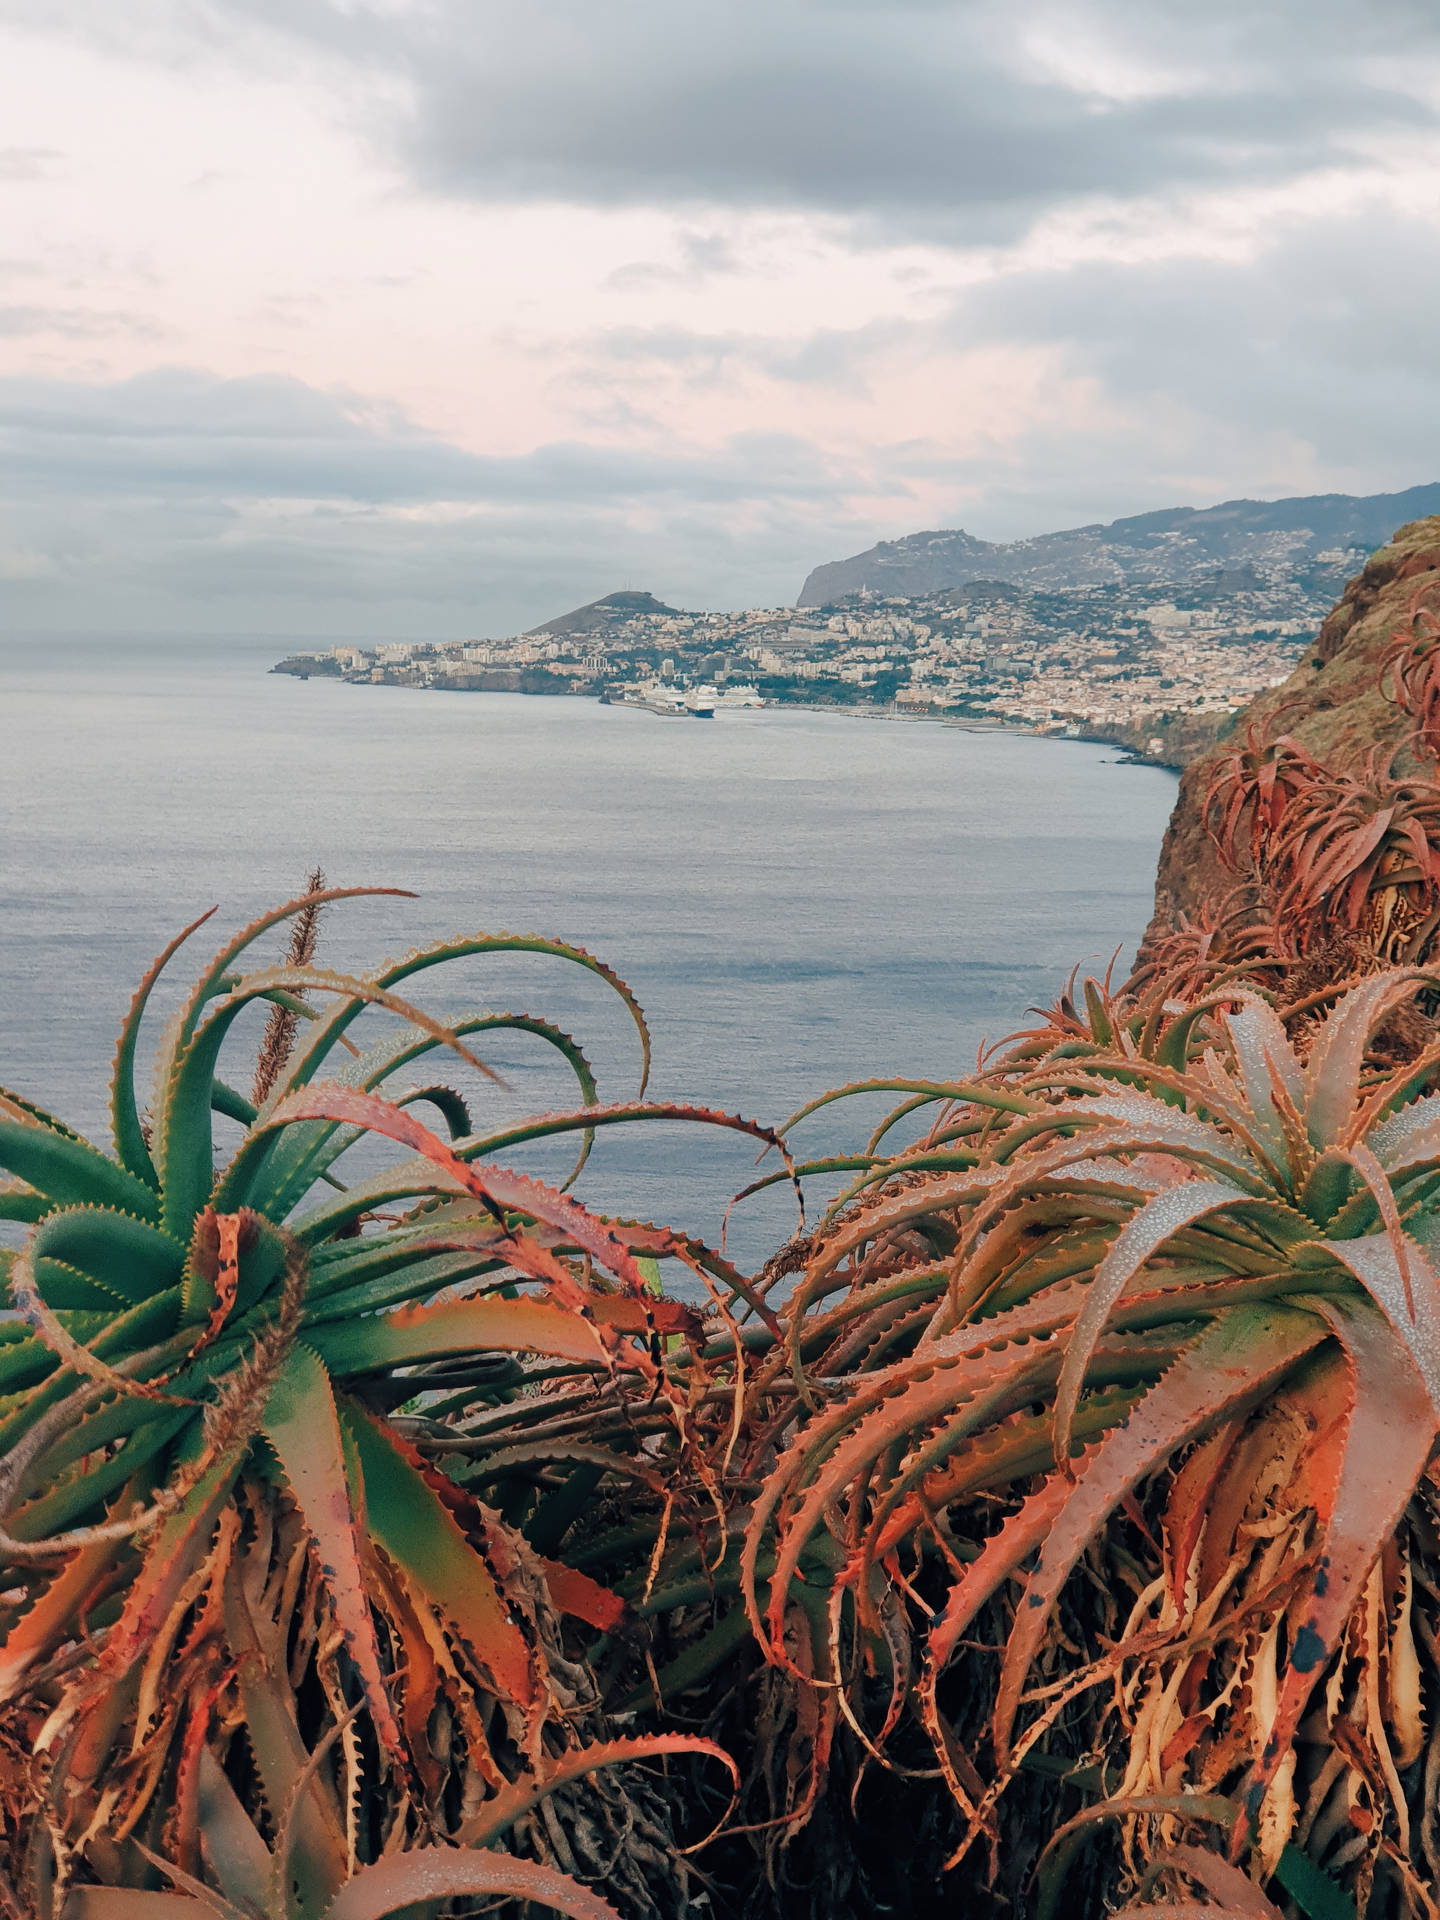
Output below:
[273,558,1348,764]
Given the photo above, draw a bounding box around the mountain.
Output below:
[795,485,1440,607]
[527,590,682,638]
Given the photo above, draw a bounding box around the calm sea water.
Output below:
[0,635,1178,1271]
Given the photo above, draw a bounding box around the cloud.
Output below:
[942,205,1440,489]
[0,304,166,340]
[1,1,1439,630]
[0,367,866,504]
[10,1,1439,237]
[0,145,61,180]
[0,366,891,631]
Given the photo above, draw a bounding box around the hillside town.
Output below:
[274,564,1332,763]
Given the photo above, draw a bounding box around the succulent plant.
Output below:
[743,966,1440,1915]
[1383,583,1440,762]
[0,889,763,1918]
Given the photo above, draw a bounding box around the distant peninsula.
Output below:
[274,487,1440,769]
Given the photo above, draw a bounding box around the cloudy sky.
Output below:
[2,1,1438,636]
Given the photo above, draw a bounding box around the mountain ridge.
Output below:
[796,484,1440,607]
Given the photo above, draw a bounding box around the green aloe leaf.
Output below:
[0,1119,162,1223]
[341,1404,537,1708]
[30,1206,187,1307]
[108,905,218,1189]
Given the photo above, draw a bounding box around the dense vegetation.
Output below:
[7,578,1440,1917]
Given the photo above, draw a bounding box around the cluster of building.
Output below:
[276,564,1333,761]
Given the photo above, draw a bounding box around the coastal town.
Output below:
[273,561,1336,763]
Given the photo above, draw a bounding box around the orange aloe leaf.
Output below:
[1232,1292,1438,1859]
[316,1849,622,1920]
[1303,968,1430,1147]
[454,1733,738,1849]
[341,1403,537,1710]
[67,1446,245,1790]
[312,1293,610,1377]
[991,1304,1325,1767]
[262,1343,405,1759]
[535,1558,626,1630]
[1052,1179,1260,1471]
[749,1336,1066,1671]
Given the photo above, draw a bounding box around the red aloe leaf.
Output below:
[991,1304,1325,1766]
[316,1848,622,1920]
[68,1448,245,1794]
[262,1342,405,1759]
[535,1558,626,1630]
[751,1336,1065,1670]
[1162,1418,1244,1615]
[924,1463,1083,1685]
[1233,1292,1438,1858]
[266,1085,653,1295]
[584,1295,702,1337]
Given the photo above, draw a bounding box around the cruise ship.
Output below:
[620,681,761,717]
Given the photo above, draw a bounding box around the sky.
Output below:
[1,2,1438,638]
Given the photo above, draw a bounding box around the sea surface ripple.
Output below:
[0,634,1178,1271]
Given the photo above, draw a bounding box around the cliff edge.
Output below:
[1149,515,1440,939]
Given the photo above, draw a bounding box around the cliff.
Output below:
[796,484,1440,607]
[1148,515,1440,938]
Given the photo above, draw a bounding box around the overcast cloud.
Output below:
[0,0,1436,634]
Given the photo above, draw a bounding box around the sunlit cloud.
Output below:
[0,0,1435,632]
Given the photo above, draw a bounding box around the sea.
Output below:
[0,634,1179,1275]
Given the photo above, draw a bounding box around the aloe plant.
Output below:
[1383,583,1440,761]
[0,890,763,1916]
[742,965,1440,1915]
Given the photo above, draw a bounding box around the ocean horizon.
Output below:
[1,632,1179,1271]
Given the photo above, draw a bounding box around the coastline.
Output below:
[271,656,1195,769]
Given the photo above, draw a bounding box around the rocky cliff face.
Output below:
[1149,515,1440,938]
